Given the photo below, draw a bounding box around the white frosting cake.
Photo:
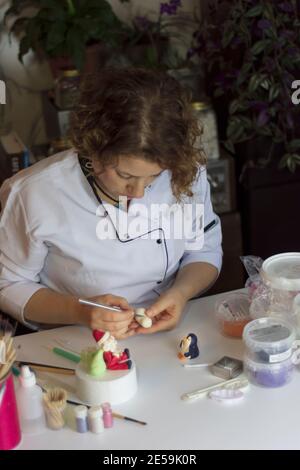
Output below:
[75,361,138,406]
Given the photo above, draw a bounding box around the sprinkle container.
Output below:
[243,317,295,363]
[215,293,251,338]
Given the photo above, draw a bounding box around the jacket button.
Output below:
[156,239,162,244]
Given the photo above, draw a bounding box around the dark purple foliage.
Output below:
[134,15,152,31]
[160,0,181,16]
[257,109,270,126]
[278,2,295,13]
[257,19,272,30]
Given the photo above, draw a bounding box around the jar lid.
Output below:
[74,405,88,418]
[61,69,80,77]
[244,353,293,370]
[50,138,72,151]
[261,253,300,291]
[192,101,210,111]
[243,317,295,349]
[88,406,103,419]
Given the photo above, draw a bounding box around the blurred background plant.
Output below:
[124,0,197,70]
[189,0,300,172]
[4,0,131,72]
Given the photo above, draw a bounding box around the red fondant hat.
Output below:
[92,329,110,344]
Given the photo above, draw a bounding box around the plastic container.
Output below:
[102,402,113,428]
[74,405,88,433]
[54,69,80,110]
[16,366,46,435]
[192,101,219,160]
[259,253,300,319]
[244,354,294,388]
[243,317,295,363]
[261,253,300,291]
[215,293,251,338]
[88,406,104,434]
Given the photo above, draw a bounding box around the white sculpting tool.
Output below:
[78,299,152,328]
[78,299,122,312]
[181,377,249,402]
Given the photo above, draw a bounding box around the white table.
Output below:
[13,290,300,450]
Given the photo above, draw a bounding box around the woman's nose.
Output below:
[127,181,145,199]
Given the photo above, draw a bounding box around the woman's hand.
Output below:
[134,288,188,335]
[76,294,135,339]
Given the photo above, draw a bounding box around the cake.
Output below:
[75,330,138,406]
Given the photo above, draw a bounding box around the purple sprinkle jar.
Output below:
[244,355,294,388]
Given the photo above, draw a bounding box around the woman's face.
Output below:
[93,156,164,200]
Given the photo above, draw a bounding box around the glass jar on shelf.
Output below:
[48,138,72,156]
[192,101,220,160]
[54,69,81,110]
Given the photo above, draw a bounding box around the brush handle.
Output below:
[52,347,81,364]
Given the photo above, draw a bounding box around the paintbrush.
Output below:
[37,379,147,425]
[16,361,75,376]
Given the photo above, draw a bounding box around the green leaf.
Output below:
[229,100,240,114]
[288,139,300,151]
[248,74,267,92]
[222,29,234,48]
[251,40,271,55]
[246,5,263,17]
[268,85,280,101]
[279,153,300,172]
[227,117,245,142]
[18,36,31,62]
[46,22,66,51]
[223,140,235,154]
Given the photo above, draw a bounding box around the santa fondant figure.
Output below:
[93,330,132,370]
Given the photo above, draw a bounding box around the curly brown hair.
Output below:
[70,67,205,200]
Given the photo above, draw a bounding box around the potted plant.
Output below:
[4,0,131,75]
[190,0,300,173]
[123,0,196,70]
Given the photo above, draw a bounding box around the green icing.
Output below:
[81,347,106,377]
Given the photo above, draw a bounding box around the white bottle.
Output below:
[16,366,46,435]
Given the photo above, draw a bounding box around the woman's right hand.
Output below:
[76,294,135,339]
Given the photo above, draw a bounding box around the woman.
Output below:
[0,68,222,338]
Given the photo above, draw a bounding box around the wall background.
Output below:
[0,0,200,147]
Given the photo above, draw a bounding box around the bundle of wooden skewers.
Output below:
[0,316,17,381]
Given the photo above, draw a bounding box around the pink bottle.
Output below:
[0,373,22,450]
[102,402,113,428]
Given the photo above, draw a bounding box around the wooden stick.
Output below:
[112,412,147,426]
[17,362,75,376]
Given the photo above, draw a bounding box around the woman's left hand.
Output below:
[134,288,188,335]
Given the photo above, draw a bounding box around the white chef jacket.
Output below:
[0,149,222,329]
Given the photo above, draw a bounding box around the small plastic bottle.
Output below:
[75,405,88,433]
[88,406,104,434]
[102,402,113,428]
[16,366,45,435]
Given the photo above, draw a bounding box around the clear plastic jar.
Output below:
[244,354,294,388]
[215,293,251,338]
[192,101,219,160]
[54,69,81,110]
[249,253,300,329]
[243,317,295,364]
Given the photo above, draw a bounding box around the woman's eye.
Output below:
[118,173,132,180]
